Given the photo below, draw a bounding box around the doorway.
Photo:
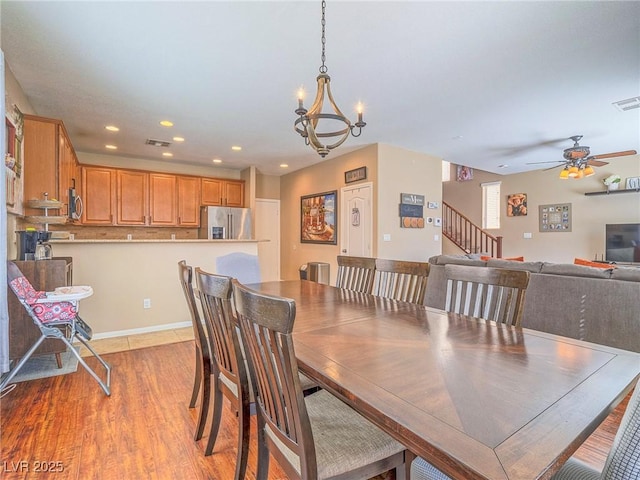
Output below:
[340,182,373,257]
[255,199,280,281]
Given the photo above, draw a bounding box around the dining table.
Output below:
[250,280,640,480]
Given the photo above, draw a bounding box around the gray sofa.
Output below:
[424,255,640,353]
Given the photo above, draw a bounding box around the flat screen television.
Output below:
[605,223,640,263]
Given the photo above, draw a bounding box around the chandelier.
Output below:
[294,0,366,158]
[558,136,595,179]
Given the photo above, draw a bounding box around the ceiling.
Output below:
[2,1,639,176]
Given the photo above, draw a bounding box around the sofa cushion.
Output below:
[486,259,543,273]
[540,262,613,279]
[432,255,487,267]
[611,266,640,282]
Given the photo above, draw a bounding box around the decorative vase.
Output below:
[608,183,620,191]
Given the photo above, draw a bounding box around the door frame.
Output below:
[255,198,281,281]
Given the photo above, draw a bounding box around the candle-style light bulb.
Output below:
[356,102,364,123]
[297,88,305,109]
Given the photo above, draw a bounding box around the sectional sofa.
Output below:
[424,255,640,353]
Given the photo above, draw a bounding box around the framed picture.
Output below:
[507,193,527,217]
[301,190,337,244]
[626,177,640,190]
[345,166,367,184]
[5,106,25,215]
[539,203,572,232]
[456,165,473,182]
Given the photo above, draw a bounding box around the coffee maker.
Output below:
[16,230,53,260]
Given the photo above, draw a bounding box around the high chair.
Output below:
[2,261,111,396]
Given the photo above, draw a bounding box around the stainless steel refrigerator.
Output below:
[199,206,252,239]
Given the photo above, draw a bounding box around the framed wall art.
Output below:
[301,190,337,244]
[345,166,367,184]
[507,193,527,217]
[5,105,25,215]
[539,203,572,232]
[456,165,473,182]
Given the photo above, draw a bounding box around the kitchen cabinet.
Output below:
[201,178,244,207]
[149,173,177,226]
[177,175,201,226]
[9,259,72,364]
[82,166,116,225]
[117,169,149,225]
[23,115,81,218]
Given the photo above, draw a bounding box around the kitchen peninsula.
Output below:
[51,239,260,337]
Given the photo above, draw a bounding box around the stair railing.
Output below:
[442,202,503,258]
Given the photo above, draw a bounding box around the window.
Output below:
[481,181,501,229]
[442,160,451,182]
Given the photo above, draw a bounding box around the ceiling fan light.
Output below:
[584,165,595,177]
[559,169,569,179]
[568,165,579,177]
[575,169,584,179]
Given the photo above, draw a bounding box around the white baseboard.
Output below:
[91,321,192,340]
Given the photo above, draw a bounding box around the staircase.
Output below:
[442,201,503,258]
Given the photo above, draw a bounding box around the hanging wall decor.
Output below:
[539,203,572,232]
[507,193,527,217]
[301,190,337,244]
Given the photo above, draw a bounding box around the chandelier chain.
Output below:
[320,0,327,74]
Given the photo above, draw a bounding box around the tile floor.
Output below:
[79,326,194,357]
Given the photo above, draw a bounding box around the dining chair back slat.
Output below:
[444,264,530,326]
[373,259,430,304]
[336,255,376,294]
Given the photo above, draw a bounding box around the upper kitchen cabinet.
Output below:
[82,166,116,225]
[176,175,201,226]
[201,178,244,207]
[23,115,80,218]
[117,169,149,225]
[148,173,177,226]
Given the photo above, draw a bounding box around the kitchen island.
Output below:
[50,239,260,337]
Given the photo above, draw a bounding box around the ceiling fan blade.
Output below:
[526,160,564,165]
[590,150,637,160]
[586,159,609,167]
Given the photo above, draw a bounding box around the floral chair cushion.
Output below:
[9,276,77,324]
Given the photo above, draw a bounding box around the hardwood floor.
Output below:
[0,339,627,479]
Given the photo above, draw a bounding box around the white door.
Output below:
[340,183,373,257]
[255,199,281,281]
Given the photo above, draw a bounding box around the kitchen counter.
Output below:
[51,239,262,244]
[50,240,262,336]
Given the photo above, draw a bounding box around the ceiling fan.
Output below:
[527,135,637,179]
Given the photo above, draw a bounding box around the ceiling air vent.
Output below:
[145,138,171,147]
[612,96,640,112]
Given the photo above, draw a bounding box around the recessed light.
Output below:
[173,136,185,142]
[105,144,118,150]
[159,120,174,127]
[162,152,173,157]
[280,163,289,168]
[212,159,223,164]
[231,145,242,151]
[105,125,120,132]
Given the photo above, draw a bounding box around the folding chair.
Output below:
[2,261,111,396]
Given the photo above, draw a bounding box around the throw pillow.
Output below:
[480,255,524,262]
[574,258,617,269]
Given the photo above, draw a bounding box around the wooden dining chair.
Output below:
[232,279,406,480]
[195,268,251,480]
[443,264,530,326]
[335,255,376,294]
[373,259,430,304]
[178,260,212,442]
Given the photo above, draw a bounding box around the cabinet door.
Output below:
[177,176,201,226]
[23,117,58,213]
[117,170,149,225]
[82,166,115,225]
[201,178,223,206]
[149,173,177,226]
[224,180,245,207]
